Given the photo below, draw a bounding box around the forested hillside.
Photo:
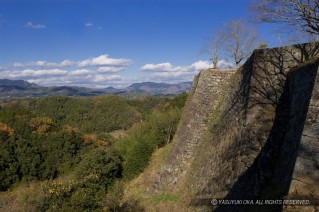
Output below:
[0,94,187,211]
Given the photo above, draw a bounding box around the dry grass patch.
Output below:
[0,182,44,212]
[109,129,126,139]
[122,143,181,209]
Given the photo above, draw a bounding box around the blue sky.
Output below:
[0,0,279,88]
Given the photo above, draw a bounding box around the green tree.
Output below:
[0,132,20,191]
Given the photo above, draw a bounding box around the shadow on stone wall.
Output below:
[189,43,319,212]
[249,42,319,108]
[216,60,318,212]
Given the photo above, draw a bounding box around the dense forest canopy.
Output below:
[0,93,187,211]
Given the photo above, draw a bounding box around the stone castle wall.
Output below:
[287,60,319,205]
[150,69,235,192]
[146,42,319,211]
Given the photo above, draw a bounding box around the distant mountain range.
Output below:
[0,79,192,100]
[0,79,39,89]
[125,81,192,95]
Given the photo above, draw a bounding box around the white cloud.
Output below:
[140,60,232,83]
[4,54,135,88]
[13,60,75,68]
[152,71,195,79]
[13,55,133,69]
[25,21,46,29]
[59,59,75,67]
[217,60,233,69]
[78,54,133,67]
[2,67,130,88]
[13,62,25,68]
[8,69,67,78]
[140,61,209,83]
[141,63,175,72]
[141,60,212,73]
[97,66,125,73]
[85,22,93,27]
[190,60,212,70]
[68,69,92,76]
[93,74,123,82]
[0,66,6,71]
[5,56,230,88]
[34,60,47,66]
[28,77,68,85]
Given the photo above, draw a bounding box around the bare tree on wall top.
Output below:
[202,29,225,69]
[251,0,319,35]
[222,19,259,67]
[206,19,259,69]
